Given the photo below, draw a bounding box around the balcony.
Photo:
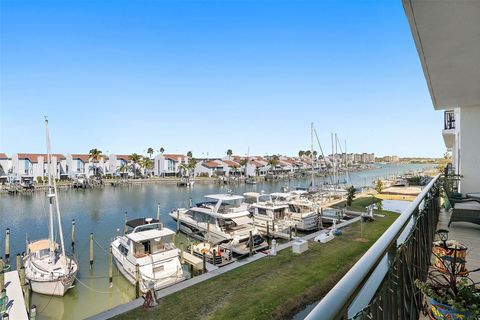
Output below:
[305,174,480,319]
[442,110,456,149]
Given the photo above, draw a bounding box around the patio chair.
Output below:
[449,201,480,227]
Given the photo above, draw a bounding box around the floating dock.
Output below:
[3,270,28,320]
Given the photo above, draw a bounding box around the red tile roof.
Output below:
[0,153,8,159]
[163,154,186,162]
[223,160,240,168]
[115,155,131,161]
[203,160,223,168]
[250,160,266,168]
[71,154,108,162]
[17,153,66,163]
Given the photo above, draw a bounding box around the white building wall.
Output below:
[459,105,480,193]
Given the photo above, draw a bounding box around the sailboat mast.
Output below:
[310,122,314,188]
[45,117,67,263]
[45,118,55,252]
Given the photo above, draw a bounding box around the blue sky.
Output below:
[0,0,444,158]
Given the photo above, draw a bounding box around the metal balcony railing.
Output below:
[305,174,441,320]
[444,110,456,130]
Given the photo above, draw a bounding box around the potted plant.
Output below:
[416,237,480,319]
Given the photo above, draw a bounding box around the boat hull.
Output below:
[29,276,74,296]
[112,254,185,293]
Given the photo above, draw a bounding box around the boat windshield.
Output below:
[133,235,176,258]
[131,222,162,233]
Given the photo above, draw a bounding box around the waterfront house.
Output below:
[0,153,11,177]
[109,154,133,177]
[222,159,242,176]
[66,154,109,178]
[11,153,66,180]
[153,154,188,177]
[195,159,227,177]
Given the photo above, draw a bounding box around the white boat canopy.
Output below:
[205,194,244,201]
[127,228,175,243]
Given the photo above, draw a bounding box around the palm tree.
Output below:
[89,148,103,177]
[268,155,280,175]
[305,150,312,157]
[188,158,197,176]
[129,153,142,179]
[142,157,153,177]
[147,147,154,159]
[187,151,193,158]
[226,149,233,159]
[313,150,318,159]
[298,150,305,158]
[159,147,165,154]
[118,163,131,179]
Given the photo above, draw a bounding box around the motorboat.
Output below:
[24,118,78,296]
[245,177,256,185]
[170,194,268,255]
[111,217,185,293]
[190,242,235,266]
[243,192,296,234]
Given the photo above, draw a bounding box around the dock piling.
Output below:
[295,224,298,237]
[266,223,270,245]
[16,254,21,271]
[89,233,94,269]
[0,271,3,293]
[135,264,140,298]
[71,219,76,250]
[180,245,184,264]
[212,249,216,266]
[124,211,128,234]
[108,246,113,287]
[202,253,206,273]
[289,227,292,241]
[176,210,180,234]
[5,228,10,264]
[156,203,161,221]
[249,231,253,257]
[30,305,37,320]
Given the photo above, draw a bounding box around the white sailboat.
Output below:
[23,118,78,296]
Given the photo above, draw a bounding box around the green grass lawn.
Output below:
[114,200,397,320]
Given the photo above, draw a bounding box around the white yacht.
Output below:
[23,118,78,296]
[286,199,319,231]
[170,194,268,255]
[243,192,296,234]
[111,217,185,293]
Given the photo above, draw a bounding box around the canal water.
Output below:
[0,163,433,319]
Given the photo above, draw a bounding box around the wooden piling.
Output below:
[25,281,30,314]
[71,219,76,250]
[124,211,128,234]
[295,224,298,237]
[202,253,206,273]
[16,254,21,271]
[5,228,10,264]
[30,305,37,320]
[249,231,253,257]
[0,271,3,293]
[135,264,140,298]
[19,266,25,292]
[89,233,94,269]
[108,245,113,287]
[156,203,161,221]
[206,223,210,243]
[289,226,292,241]
[176,210,180,234]
[212,249,216,266]
[180,245,185,264]
[266,223,270,245]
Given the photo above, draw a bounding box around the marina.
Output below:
[0,163,433,320]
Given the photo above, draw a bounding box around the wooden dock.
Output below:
[3,270,28,319]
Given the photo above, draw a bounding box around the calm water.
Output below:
[0,163,433,319]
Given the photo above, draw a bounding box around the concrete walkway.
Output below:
[3,270,28,320]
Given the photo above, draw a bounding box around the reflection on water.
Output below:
[0,164,433,319]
